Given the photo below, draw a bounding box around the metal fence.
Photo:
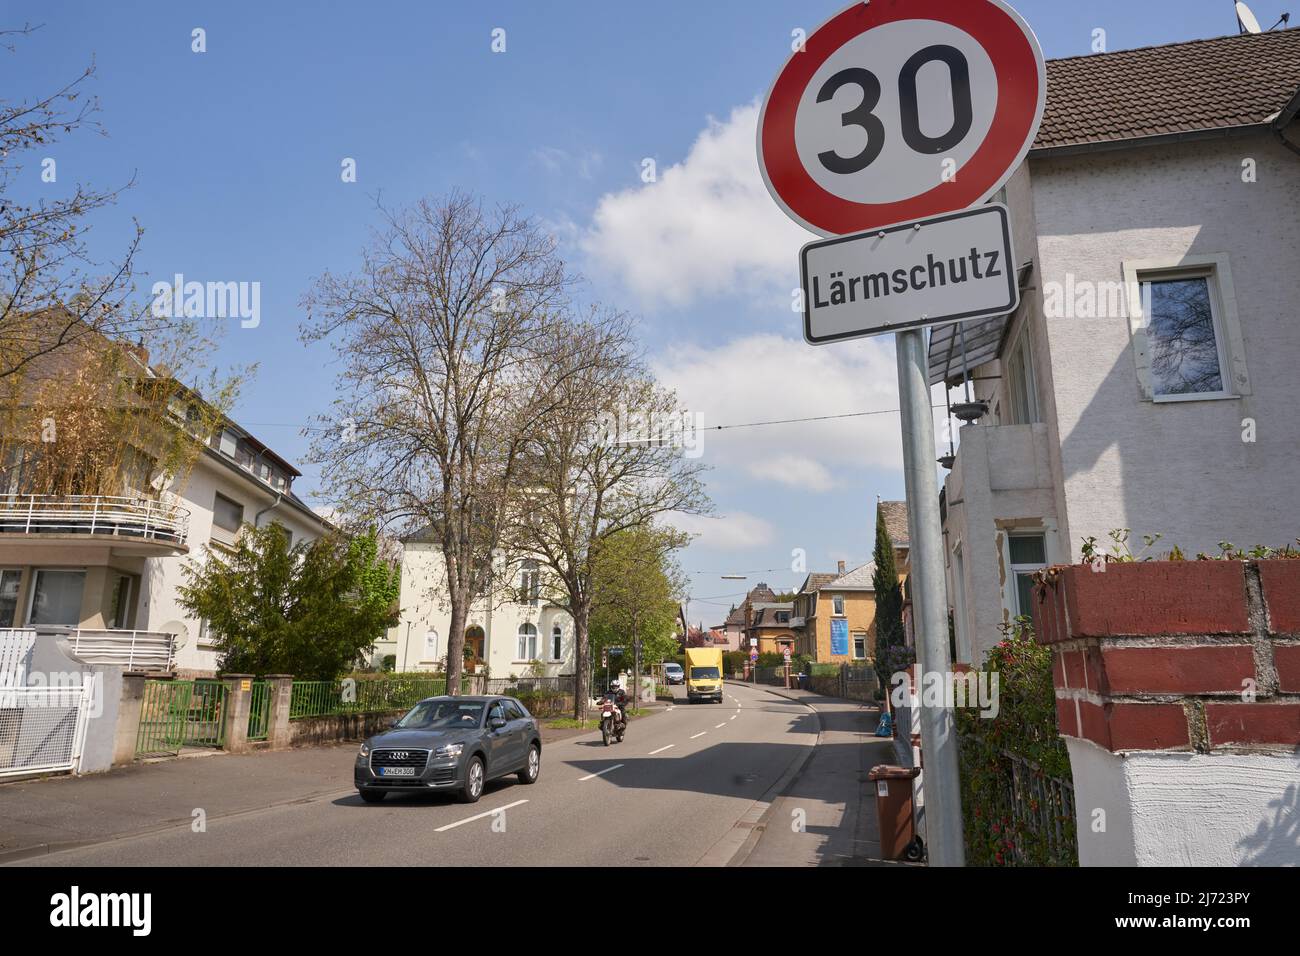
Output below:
[484,676,575,717]
[0,494,189,544]
[136,680,227,757]
[958,729,1078,866]
[288,677,450,720]
[0,682,94,778]
[247,681,272,741]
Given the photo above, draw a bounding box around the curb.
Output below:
[694,682,822,867]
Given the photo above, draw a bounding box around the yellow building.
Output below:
[746,604,798,656]
[792,561,878,663]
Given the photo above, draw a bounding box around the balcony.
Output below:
[18,627,177,672]
[0,495,189,555]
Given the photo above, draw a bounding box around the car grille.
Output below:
[371,749,430,770]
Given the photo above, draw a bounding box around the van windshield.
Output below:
[690,667,720,680]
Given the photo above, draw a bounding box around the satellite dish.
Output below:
[1236,1,1264,33]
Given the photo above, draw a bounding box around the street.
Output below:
[4,682,863,867]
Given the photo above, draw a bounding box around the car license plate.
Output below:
[379,767,416,777]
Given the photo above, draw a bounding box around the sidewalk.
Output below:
[0,744,360,863]
[733,683,905,866]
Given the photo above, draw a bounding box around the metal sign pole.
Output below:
[894,327,965,867]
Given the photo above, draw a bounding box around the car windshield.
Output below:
[395,700,484,729]
[690,667,720,680]
[664,665,682,673]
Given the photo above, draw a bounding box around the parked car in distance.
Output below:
[663,662,685,685]
[354,695,541,804]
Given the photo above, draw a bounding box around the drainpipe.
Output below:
[254,493,283,528]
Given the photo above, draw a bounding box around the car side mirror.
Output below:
[489,717,507,730]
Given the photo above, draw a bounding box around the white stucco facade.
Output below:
[942,131,1300,666]
[372,540,576,680]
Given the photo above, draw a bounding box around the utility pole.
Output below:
[896,327,965,867]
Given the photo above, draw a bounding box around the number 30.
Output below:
[815,44,973,175]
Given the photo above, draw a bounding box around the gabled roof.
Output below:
[879,500,910,548]
[796,572,838,596]
[1033,28,1300,155]
[825,562,876,591]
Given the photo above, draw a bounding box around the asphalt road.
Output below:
[13,681,818,867]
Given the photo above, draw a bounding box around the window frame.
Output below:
[851,632,868,660]
[1006,531,1048,619]
[26,568,87,627]
[212,492,245,534]
[1005,321,1039,425]
[516,623,538,662]
[550,624,563,661]
[1122,255,1249,403]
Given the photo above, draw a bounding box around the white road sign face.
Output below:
[800,204,1017,344]
[758,0,1045,237]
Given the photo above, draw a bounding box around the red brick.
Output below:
[1259,561,1300,634]
[1275,643,1300,693]
[1052,651,1066,689]
[1061,562,1250,638]
[1062,650,1086,690]
[1031,578,1068,645]
[1078,700,1109,748]
[1100,644,1254,695]
[1055,696,1078,737]
[1084,646,1108,695]
[1205,703,1300,747]
[1107,702,1189,751]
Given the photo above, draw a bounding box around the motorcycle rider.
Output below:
[606,681,629,732]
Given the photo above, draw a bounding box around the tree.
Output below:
[872,500,910,690]
[301,192,571,693]
[1,25,155,383]
[177,524,401,680]
[588,523,688,678]
[515,314,710,718]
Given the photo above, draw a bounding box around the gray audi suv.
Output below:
[354,695,542,804]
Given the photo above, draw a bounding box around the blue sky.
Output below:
[7,0,1276,624]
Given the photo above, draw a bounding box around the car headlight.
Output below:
[433,743,464,759]
[358,742,370,758]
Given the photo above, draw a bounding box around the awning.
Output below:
[927,260,1035,386]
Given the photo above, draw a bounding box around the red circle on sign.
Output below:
[758,0,1045,237]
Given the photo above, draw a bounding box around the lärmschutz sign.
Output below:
[799,204,1018,345]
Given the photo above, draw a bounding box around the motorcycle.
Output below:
[599,693,626,746]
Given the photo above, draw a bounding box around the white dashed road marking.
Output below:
[649,744,674,755]
[579,764,624,781]
[690,732,707,739]
[715,723,726,729]
[434,799,528,832]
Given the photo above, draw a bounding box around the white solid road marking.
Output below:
[434,799,529,832]
[579,764,624,781]
[715,723,726,729]
[690,731,707,739]
[649,744,675,755]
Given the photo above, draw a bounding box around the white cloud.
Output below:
[668,510,776,552]
[581,101,815,308]
[655,333,905,492]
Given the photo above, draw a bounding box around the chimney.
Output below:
[837,560,846,575]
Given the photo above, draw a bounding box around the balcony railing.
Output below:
[34,626,177,672]
[0,495,189,546]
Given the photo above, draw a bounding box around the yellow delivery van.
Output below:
[684,647,725,704]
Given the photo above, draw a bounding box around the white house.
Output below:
[935,27,1300,666]
[372,529,576,680]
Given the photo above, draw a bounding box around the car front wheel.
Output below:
[518,743,541,784]
[460,756,485,803]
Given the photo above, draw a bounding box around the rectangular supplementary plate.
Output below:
[800,204,1018,345]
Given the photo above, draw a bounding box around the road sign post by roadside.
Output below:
[758,0,1045,867]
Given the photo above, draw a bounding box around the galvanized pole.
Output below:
[894,327,965,867]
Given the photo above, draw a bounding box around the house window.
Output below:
[213,493,244,533]
[1008,533,1047,618]
[832,594,845,615]
[852,632,868,660]
[1006,326,1039,424]
[110,574,134,629]
[517,623,538,661]
[218,429,238,457]
[551,624,563,661]
[423,629,439,661]
[0,569,21,627]
[519,560,540,606]
[28,569,86,627]
[1124,257,1248,402]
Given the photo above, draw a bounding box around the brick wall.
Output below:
[1032,560,1300,752]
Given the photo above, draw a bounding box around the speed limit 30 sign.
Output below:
[757,0,1045,237]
